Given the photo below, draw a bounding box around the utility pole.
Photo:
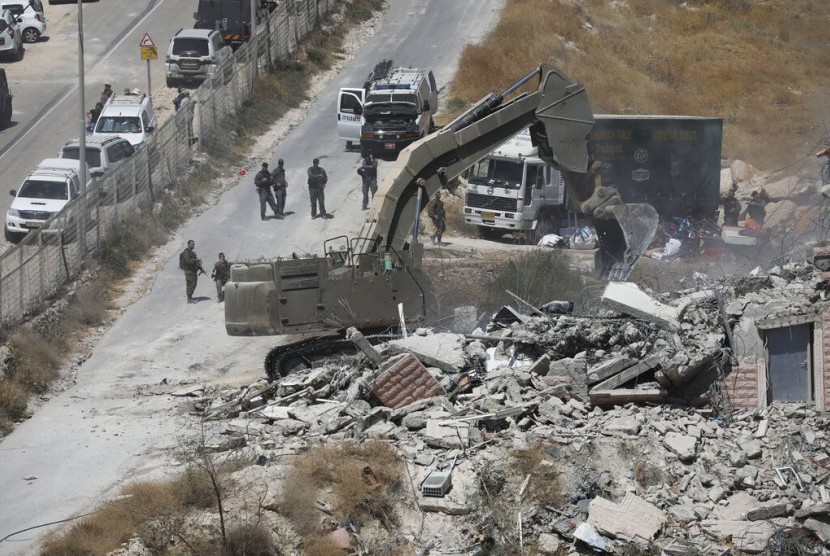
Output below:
[77,0,87,255]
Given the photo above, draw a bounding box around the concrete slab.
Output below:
[386,332,467,372]
[588,493,666,540]
[602,281,681,331]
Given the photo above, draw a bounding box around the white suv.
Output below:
[1,0,45,43]
[93,92,157,148]
[0,8,22,61]
[165,28,231,87]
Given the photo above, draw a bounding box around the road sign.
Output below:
[139,32,157,60]
[139,32,156,47]
[140,46,158,61]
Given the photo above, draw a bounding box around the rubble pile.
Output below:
[179,261,830,553]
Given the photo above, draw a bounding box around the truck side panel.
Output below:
[590,116,723,220]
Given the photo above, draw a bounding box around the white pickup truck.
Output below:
[5,158,92,243]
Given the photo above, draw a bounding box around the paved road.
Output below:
[0,0,506,553]
[0,0,189,225]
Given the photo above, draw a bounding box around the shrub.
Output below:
[5,330,61,394]
[0,379,28,426]
[487,249,585,311]
[282,441,404,534]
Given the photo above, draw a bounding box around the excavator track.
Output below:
[263,330,399,381]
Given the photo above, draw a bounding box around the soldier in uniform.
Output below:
[271,159,288,217]
[212,252,231,302]
[255,162,280,220]
[722,189,741,227]
[307,158,332,219]
[427,187,446,245]
[357,152,378,210]
[180,239,202,303]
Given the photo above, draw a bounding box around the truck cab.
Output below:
[463,128,568,242]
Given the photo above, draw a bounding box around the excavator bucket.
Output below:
[596,203,659,280]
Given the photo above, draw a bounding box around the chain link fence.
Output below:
[0,0,335,327]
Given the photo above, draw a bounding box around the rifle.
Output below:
[197,266,207,277]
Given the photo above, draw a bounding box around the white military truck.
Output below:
[462,127,571,243]
[464,115,724,243]
[337,60,438,156]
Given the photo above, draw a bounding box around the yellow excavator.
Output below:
[224,64,659,379]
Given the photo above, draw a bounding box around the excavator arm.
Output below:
[353,64,657,278]
[225,64,657,338]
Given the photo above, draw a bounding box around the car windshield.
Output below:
[96,117,141,134]
[18,179,68,200]
[468,158,524,189]
[62,147,101,168]
[172,38,210,56]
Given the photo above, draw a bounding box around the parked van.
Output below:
[5,158,92,242]
[337,61,438,156]
[165,28,231,87]
[93,92,157,148]
[59,135,135,178]
[1,0,45,43]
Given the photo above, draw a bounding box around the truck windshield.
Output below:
[18,179,68,200]
[96,117,142,134]
[468,158,523,189]
[366,93,418,106]
[62,147,101,168]
[172,38,210,56]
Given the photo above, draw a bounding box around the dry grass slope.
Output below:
[448,0,830,169]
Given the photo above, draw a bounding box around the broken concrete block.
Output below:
[605,416,641,436]
[602,281,681,331]
[261,405,291,421]
[536,533,563,555]
[803,518,830,543]
[573,522,612,551]
[424,419,470,449]
[729,450,747,468]
[664,432,697,462]
[371,353,445,409]
[419,497,470,515]
[587,356,636,384]
[526,354,551,376]
[739,439,763,459]
[588,493,666,541]
[745,503,788,521]
[699,520,776,553]
[708,485,726,503]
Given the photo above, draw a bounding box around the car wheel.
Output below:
[0,99,11,128]
[4,227,23,243]
[12,46,21,62]
[166,76,176,88]
[345,141,353,150]
[22,28,39,43]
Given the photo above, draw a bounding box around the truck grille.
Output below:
[465,192,517,212]
[20,210,52,220]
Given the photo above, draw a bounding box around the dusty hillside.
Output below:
[448,0,830,171]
